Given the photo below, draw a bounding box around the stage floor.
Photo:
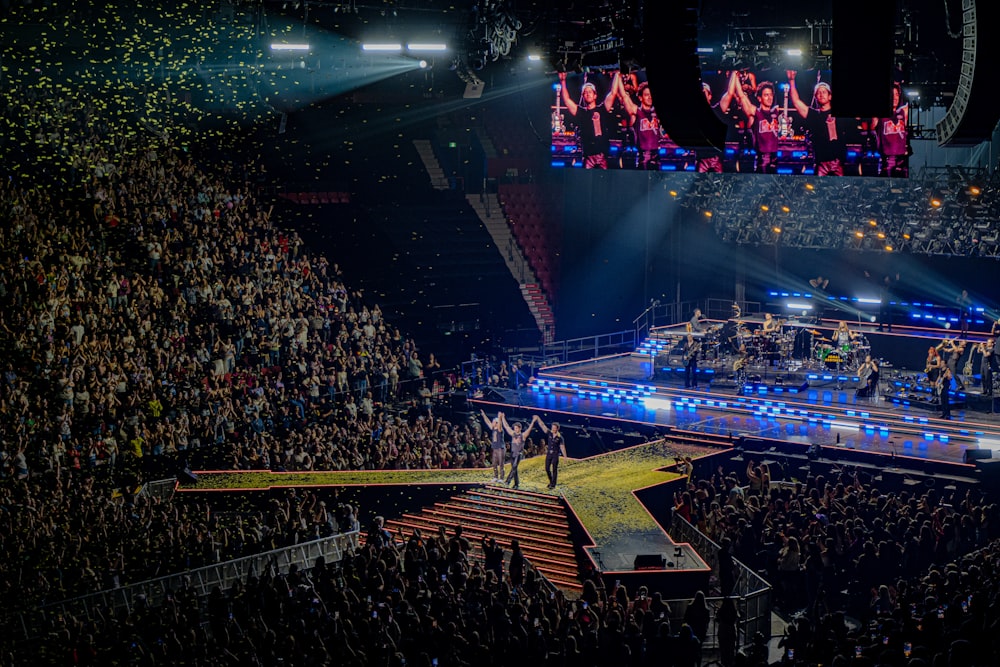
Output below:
[526,345,1000,469]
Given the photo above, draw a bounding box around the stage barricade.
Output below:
[10,531,361,643]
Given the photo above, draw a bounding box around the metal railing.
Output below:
[669,513,772,648]
[139,478,177,503]
[12,531,360,642]
[507,235,531,284]
[500,297,765,370]
[534,329,637,367]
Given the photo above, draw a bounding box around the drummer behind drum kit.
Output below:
[811,332,871,371]
[658,312,874,380]
[739,328,797,367]
[726,318,871,372]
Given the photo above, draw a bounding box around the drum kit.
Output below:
[811,332,870,371]
[675,310,882,386]
[735,322,797,368]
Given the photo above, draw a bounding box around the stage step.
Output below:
[435,498,569,535]
[378,486,583,591]
[385,517,581,586]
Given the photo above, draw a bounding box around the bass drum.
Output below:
[823,349,844,370]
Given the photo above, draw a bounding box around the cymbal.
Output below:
[808,329,822,335]
[815,337,832,343]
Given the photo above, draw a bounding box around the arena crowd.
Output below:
[2,4,1000,666]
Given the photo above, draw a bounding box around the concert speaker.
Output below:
[936,1,1000,145]
[463,81,484,99]
[633,554,666,570]
[964,448,1000,463]
[449,392,470,411]
[831,0,895,119]
[177,467,200,485]
[643,3,725,151]
[740,437,768,453]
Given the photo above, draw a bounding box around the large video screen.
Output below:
[550,66,908,177]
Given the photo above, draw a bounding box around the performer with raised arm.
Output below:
[786,70,845,176]
[480,409,506,482]
[501,414,538,489]
[875,83,909,178]
[535,417,568,490]
[735,79,783,173]
[616,76,662,170]
[559,70,620,169]
[697,71,740,173]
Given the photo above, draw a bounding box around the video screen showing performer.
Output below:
[551,66,909,177]
[552,68,698,171]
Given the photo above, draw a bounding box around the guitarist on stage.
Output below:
[976,339,996,397]
[684,334,702,389]
[938,366,953,419]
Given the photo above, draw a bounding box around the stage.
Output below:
[523,321,1000,469]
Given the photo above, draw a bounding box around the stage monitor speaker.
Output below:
[797,381,809,393]
[936,1,1000,145]
[643,3,725,151]
[482,388,506,403]
[178,468,199,485]
[832,0,895,119]
[964,448,996,463]
[740,437,768,453]
[633,554,666,570]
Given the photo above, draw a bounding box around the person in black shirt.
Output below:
[855,355,880,400]
[536,418,567,490]
[559,71,620,169]
[939,365,953,419]
[787,70,845,176]
[481,535,504,583]
[956,289,973,338]
[684,334,701,389]
[977,339,994,396]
